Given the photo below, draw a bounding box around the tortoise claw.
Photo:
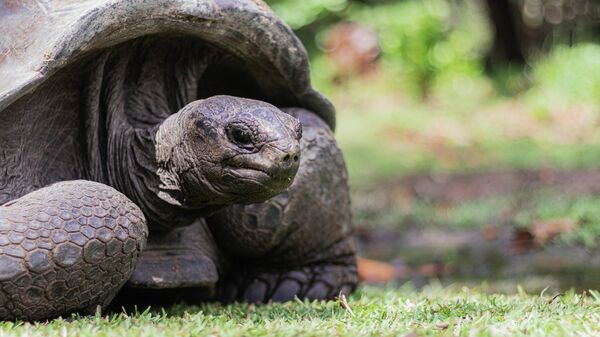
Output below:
[219,260,357,303]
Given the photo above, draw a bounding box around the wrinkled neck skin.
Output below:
[104,124,222,231]
[81,40,231,231]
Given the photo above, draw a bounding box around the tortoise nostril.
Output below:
[280,151,299,166]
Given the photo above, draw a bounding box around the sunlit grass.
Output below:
[2,285,599,337]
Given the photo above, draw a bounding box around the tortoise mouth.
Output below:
[223,151,300,185]
[225,166,272,183]
[219,169,278,204]
[221,163,296,199]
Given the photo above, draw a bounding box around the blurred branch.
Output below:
[485,0,526,63]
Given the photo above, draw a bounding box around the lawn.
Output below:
[2,285,599,337]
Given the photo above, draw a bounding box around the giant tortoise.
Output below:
[0,0,357,321]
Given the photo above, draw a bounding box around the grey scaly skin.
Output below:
[113,108,357,306]
[0,4,357,319]
[0,95,302,320]
[124,97,303,292]
[0,181,147,321]
[130,96,303,230]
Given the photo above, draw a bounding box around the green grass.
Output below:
[2,286,599,337]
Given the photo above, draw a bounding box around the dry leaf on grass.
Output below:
[357,257,397,283]
[529,219,576,245]
[511,218,577,252]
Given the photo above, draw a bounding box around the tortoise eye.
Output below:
[227,123,255,149]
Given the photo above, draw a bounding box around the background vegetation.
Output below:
[269,0,600,248]
[272,0,600,185]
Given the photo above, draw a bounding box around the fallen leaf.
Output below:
[416,263,448,277]
[510,218,576,252]
[510,229,535,253]
[529,219,577,245]
[357,257,396,283]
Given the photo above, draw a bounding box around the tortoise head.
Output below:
[154,95,302,208]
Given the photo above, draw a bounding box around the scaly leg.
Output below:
[0,180,147,320]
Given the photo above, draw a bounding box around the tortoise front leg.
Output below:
[127,220,220,289]
[207,108,357,302]
[0,180,147,321]
[116,219,222,305]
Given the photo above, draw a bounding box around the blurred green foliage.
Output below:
[328,47,600,187]
[268,0,599,106]
[268,0,600,245]
[260,0,600,266]
[348,0,492,98]
[525,43,600,111]
[266,0,347,30]
[268,0,493,97]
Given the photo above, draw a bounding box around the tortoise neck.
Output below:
[107,125,201,231]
